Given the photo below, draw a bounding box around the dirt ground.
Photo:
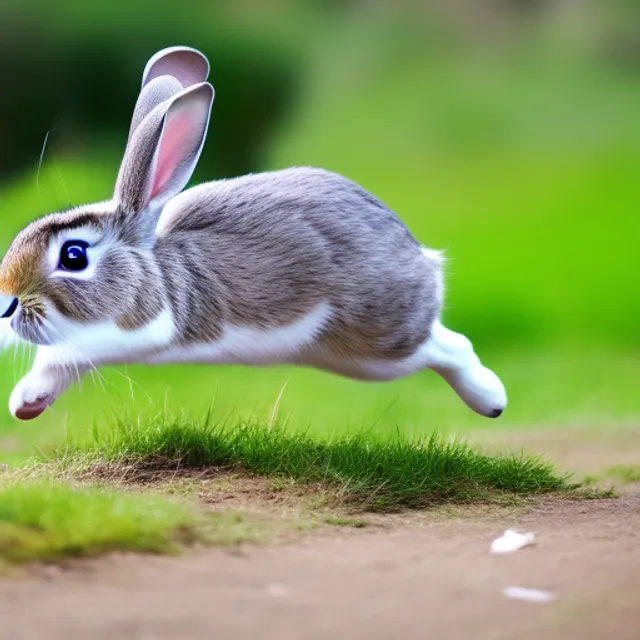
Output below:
[1,426,640,640]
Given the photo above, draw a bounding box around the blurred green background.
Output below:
[0,0,638,460]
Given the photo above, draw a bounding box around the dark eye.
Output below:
[59,240,89,272]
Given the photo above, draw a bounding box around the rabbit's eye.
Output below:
[59,240,89,272]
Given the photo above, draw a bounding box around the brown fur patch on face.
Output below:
[0,210,106,299]
[0,250,43,299]
[0,209,109,339]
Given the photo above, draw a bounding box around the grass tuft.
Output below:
[0,481,199,566]
[52,413,571,511]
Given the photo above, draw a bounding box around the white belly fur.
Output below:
[146,301,333,366]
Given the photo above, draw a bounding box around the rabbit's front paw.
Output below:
[9,369,63,420]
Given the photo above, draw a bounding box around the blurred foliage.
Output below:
[0,0,301,180]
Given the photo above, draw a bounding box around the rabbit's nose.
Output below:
[0,296,18,319]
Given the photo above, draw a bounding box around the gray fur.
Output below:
[125,75,184,145]
[156,167,442,361]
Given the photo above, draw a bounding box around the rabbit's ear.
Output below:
[115,82,214,219]
[124,48,210,144]
[126,75,184,145]
[141,46,210,90]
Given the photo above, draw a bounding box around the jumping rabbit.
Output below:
[0,46,506,420]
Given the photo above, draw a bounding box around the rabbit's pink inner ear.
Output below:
[148,112,194,203]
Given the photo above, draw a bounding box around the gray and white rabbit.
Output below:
[0,46,506,421]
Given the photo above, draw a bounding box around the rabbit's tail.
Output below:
[421,247,445,266]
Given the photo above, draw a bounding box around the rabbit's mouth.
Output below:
[11,303,56,346]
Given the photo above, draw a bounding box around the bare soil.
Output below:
[1,426,640,640]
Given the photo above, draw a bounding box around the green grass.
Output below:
[0,481,199,566]
[52,413,570,511]
[0,477,273,566]
[0,409,573,566]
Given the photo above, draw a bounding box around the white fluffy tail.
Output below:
[421,247,445,266]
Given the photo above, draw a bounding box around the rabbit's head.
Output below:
[0,47,214,347]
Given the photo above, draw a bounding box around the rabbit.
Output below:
[0,46,507,421]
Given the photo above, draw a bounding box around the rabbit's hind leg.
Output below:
[416,320,507,418]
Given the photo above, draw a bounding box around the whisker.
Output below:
[111,368,154,406]
[54,161,71,204]
[86,367,108,396]
[36,130,50,195]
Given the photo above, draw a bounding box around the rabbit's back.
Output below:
[155,167,442,360]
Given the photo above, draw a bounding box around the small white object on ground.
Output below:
[490,529,536,554]
[503,586,556,603]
